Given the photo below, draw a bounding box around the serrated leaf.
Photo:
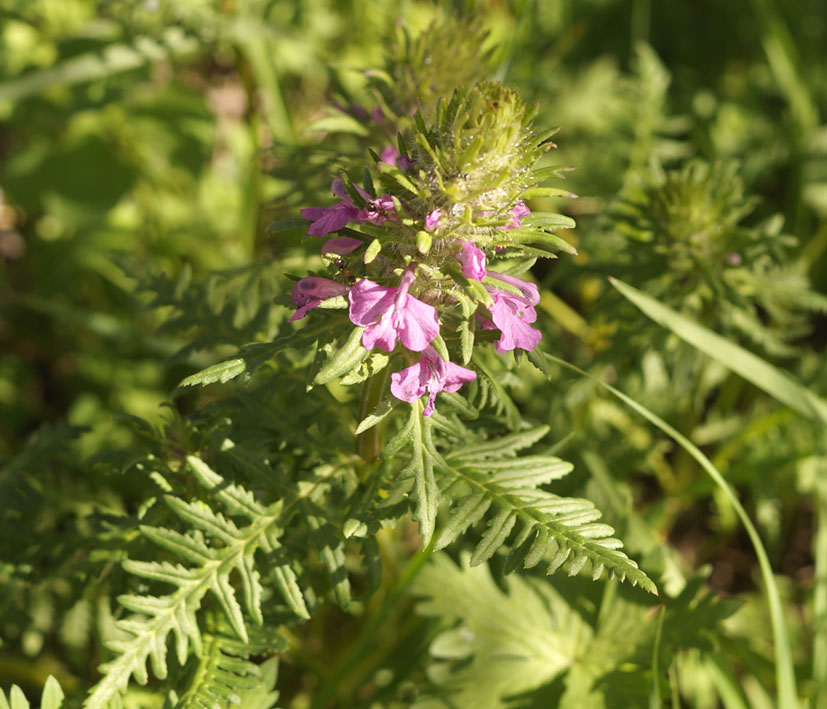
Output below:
[267,217,308,233]
[382,406,417,458]
[272,565,310,619]
[508,227,577,254]
[434,493,491,550]
[521,186,578,199]
[531,164,575,181]
[405,403,438,544]
[470,509,516,565]
[355,397,396,434]
[180,358,246,387]
[313,327,368,386]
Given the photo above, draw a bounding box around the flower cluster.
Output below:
[286,82,575,417]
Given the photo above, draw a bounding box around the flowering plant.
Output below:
[286,81,578,420]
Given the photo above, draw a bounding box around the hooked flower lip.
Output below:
[425,209,442,232]
[300,178,398,236]
[501,200,530,231]
[322,237,362,256]
[456,240,487,281]
[289,277,349,321]
[390,346,476,417]
[484,271,542,353]
[348,268,440,352]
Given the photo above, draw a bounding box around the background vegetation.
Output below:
[1,0,826,707]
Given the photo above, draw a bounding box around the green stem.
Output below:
[356,369,390,464]
[309,538,436,709]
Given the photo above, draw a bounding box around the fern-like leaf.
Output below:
[436,447,655,592]
[175,632,279,709]
[0,676,64,709]
[84,456,303,709]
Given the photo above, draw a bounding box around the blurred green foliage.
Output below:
[1,0,827,707]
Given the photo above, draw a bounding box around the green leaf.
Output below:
[531,164,576,182]
[521,186,578,199]
[364,238,382,263]
[180,358,246,387]
[40,678,64,709]
[272,565,310,619]
[521,211,577,230]
[405,404,439,545]
[303,114,369,136]
[267,217,308,233]
[508,227,577,255]
[9,687,29,709]
[355,397,397,434]
[313,327,368,386]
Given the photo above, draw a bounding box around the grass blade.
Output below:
[547,352,799,706]
[610,277,827,425]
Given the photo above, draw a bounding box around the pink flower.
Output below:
[485,271,542,352]
[300,179,361,236]
[380,146,399,165]
[300,202,359,237]
[379,146,413,171]
[300,179,397,235]
[289,277,348,322]
[502,200,530,231]
[348,267,439,352]
[358,194,396,225]
[322,237,362,255]
[390,346,477,416]
[425,209,442,232]
[456,240,487,281]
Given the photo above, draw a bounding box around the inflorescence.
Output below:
[288,82,576,416]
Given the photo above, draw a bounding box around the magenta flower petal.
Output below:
[489,295,541,353]
[348,279,396,326]
[396,296,440,351]
[425,209,442,232]
[512,200,530,219]
[502,200,530,231]
[456,240,487,281]
[380,146,400,166]
[331,178,350,202]
[300,207,327,221]
[305,203,360,236]
[322,237,362,255]
[390,347,476,416]
[484,272,542,352]
[348,272,439,353]
[289,277,348,321]
[488,271,540,307]
[362,310,399,351]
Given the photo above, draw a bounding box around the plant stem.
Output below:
[357,369,390,463]
[309,537,436,709]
